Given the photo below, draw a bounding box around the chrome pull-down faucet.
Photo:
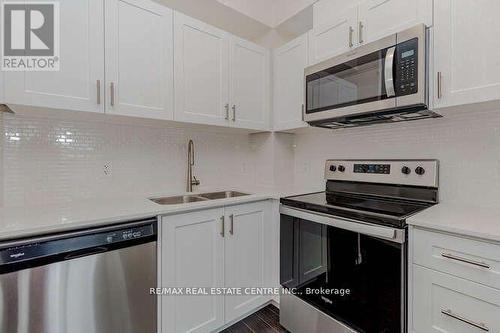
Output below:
[187,139,200,192]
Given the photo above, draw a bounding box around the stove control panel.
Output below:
[325,160,438,187]
[354,163,391,174]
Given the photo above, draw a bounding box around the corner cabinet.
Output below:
[160,200,274,333]
[433,0,500,110]
[173,12,270,131]
[4,0,105,113]
[273,34,309,131]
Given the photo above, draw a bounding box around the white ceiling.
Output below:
[157,0,315,46]
[217,0,317,27]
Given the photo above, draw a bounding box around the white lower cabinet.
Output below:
[224,202,267,322]
[161,208,225,333]
[410,227,500,333]
[160,200,272,333]
[413,265,500,333]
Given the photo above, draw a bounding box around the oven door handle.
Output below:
[280,205,405,243]
[384,46,396,97]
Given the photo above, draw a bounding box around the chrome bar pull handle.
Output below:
[229,214,234,235]
[348,26,354,47]
[437,71,443,99]
[384,46,396,97]
[301,104,305,121]
[441,309,489,332]
[220,216,225,237]
[358,21,364,44]
[232,105,236,121]
[225,103,230,120]
[110,82,115,107]
[441,252,491,269]
[97,80,101,105]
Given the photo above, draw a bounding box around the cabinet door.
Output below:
[174,12,230,126]
[273,34,308,131]
[230,37,270,130]
[161,208,225,333]
[105,0,173,120]
[224,201,269,322]
[413,265,500,333]
[309,5,358,64]
[358,0,432,44]
[433,0,500,109]
[4,0,105,113]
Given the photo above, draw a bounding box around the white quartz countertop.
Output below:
[407,203,500,243]
[0,187,319,242]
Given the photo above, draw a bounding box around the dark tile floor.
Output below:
[221,304,289,333]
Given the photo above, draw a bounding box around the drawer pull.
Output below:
[441,309,489,332]
[441,252,491,269]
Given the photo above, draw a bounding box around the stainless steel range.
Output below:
[279,160,439,333]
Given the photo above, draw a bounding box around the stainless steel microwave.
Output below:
[304,24,441,129]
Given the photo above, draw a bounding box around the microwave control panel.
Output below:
[394,38,418,96]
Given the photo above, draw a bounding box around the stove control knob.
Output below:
[338,165,346,172]
[401,166,411,175]
[329,165,337,172]
[415,166,426,175]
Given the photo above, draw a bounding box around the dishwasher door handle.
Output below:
[64,246,109,260]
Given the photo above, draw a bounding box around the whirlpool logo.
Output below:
[1,1,60,71]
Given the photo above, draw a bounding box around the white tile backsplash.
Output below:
[0,112,274,207]
[292,108,500,208]
[2,106,500,209]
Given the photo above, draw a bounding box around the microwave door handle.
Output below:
[384,46,396,97]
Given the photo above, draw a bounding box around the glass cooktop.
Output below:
[280,191,433,228]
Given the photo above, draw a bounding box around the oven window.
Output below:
[280,216,404,333]
[306,48,391,114]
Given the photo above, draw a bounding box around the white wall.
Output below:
[0,112,277,207]
[293,108,500,208]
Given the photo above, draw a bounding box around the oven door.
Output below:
[280,206,406,333]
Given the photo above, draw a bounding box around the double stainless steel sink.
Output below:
[150,191,249,205]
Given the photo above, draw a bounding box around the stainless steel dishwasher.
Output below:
[0,218,157,333]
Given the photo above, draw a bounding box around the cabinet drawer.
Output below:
[413,265,500,333]
[413,228,500,289]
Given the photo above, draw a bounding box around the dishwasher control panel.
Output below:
[106,224,155,243]
[0,220,157,269]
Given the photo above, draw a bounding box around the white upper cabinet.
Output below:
[105,0,173,120]
[230,37,270,130]
[4,0,105,113]
[224,201,268,322]
[161,208,225,333]
[273,34,308,131]
[433,0,500,110]
[358,0,433,44]
[173,12,230,127]
[309,0,433,64]
[309,5,358,64]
